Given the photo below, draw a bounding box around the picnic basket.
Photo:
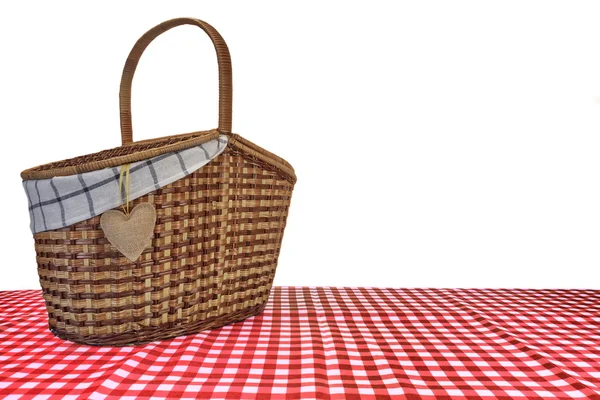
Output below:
[20,18,296,346]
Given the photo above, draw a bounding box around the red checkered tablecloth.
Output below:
[1,287,599,399]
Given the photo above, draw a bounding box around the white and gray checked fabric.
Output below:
[23,135,228,234]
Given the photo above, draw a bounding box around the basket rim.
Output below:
[21,129,220,180]
[228,134,296,183]
[21,130,297,184]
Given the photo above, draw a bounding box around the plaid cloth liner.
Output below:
[22,136,228,234]
[0,287,598,399]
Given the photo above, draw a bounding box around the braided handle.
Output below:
[119,18,233,145]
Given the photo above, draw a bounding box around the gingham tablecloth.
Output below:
[1,287,599,399]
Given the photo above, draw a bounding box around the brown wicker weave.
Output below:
[22,18,296,346]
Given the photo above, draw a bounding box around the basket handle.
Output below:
[119,17,233,145]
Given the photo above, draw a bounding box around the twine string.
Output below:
[119,163,131,215]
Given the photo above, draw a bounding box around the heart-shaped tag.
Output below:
[100,203,157,261]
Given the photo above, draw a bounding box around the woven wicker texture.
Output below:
[34,141,294,346]
[25,18,296,345]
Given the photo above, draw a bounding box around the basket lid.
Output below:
[21,130,220,180]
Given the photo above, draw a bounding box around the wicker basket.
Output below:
[20,18,296,346]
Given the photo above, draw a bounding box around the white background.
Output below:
[1,1,599,290]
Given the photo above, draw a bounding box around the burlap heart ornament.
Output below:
[100,203,156,261]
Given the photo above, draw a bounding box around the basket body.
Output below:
[23,18,296,345]
[33,137,294,345]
